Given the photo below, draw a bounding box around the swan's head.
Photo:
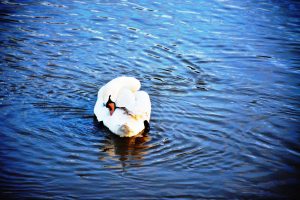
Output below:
[105,95,116,116]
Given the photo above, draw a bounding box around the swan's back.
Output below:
[101,77,141,102]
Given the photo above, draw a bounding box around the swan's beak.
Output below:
[108,102,115,116]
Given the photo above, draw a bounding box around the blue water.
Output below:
[1,0,300,199]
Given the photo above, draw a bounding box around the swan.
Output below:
[94,76,151,137]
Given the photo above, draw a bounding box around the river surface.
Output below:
[1,0,300,199]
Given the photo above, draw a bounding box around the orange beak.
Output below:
[108,102,115,116]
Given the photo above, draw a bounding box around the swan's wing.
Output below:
[94,98,108,122]
[94,85,108,122]
[102,77,141,102]
[131,91,151,121]
[115,88,135,110]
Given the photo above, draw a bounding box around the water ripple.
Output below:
[1,0,300,199]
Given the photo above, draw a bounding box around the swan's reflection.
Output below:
[94,117,151,168]
[102,132,151,161]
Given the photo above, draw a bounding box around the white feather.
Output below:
[94,76,151,137]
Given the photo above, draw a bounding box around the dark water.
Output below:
[1,0,300,199]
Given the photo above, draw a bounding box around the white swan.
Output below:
[94,76,151,137]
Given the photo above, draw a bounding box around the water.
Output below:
[1,0,299,198]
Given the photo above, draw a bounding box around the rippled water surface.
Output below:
[1,0,300,199]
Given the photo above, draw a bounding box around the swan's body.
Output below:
[94,77,151,137]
